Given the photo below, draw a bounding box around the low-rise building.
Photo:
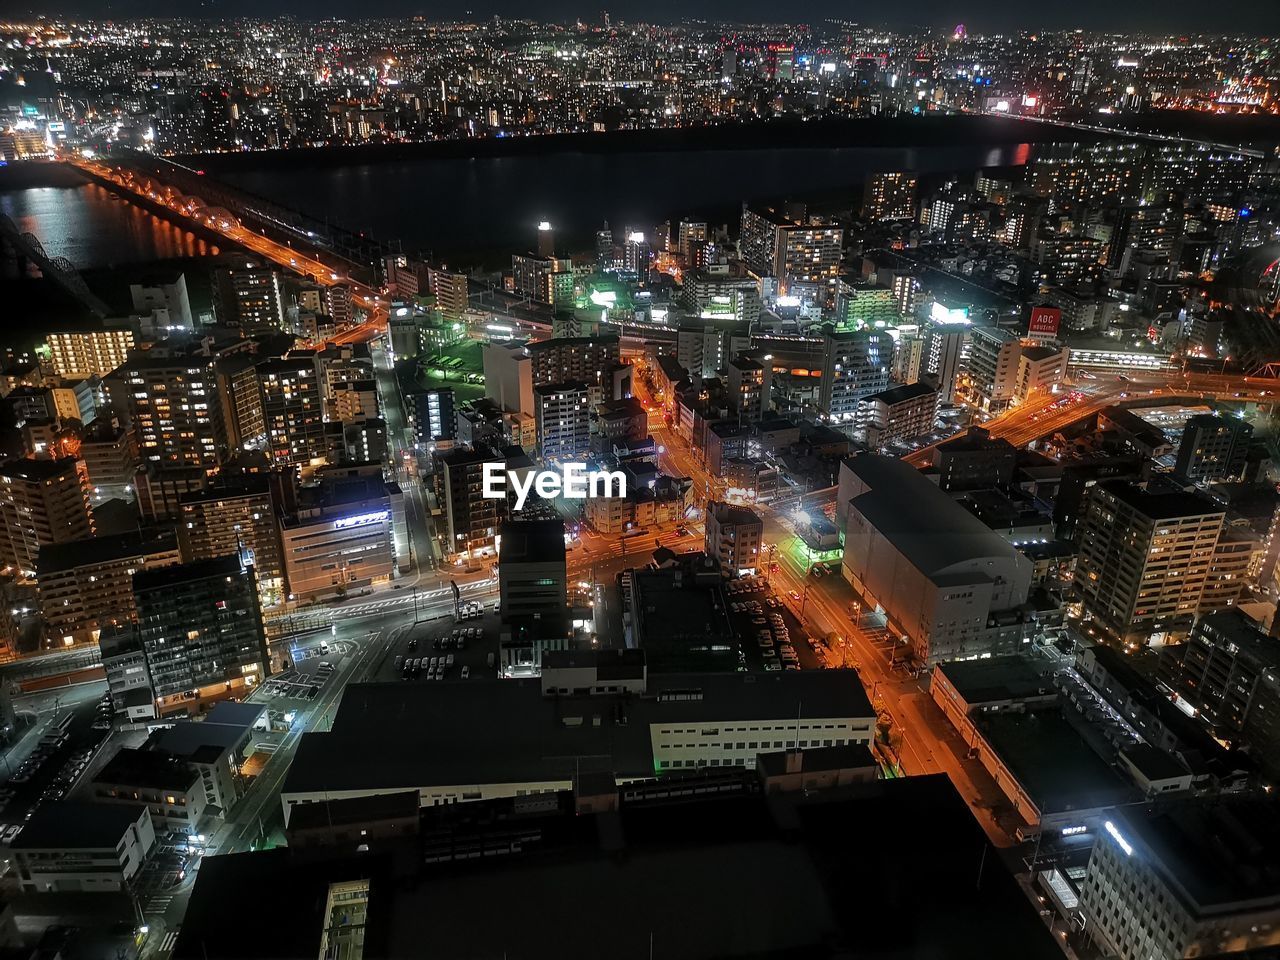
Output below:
[9,802,155,893]
[92,747,208,834]
[703,500,763,578]
[856,382,938,451]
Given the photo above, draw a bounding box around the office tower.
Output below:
[498,518,567,621]
[218,261,285,331]
[0,458,94,580]
[1174,414,1253,483]
[36,530,180,645]
[966,327,1022,413]
[177,476,285,602]
[482,340,535,416]
[624,232,651,276]
[439,448,501,558]
[536,221,555,258]
[45,329,136,379]
[1079,802,1280,960]
[133,555,267,714]
[818,328,892,421]
[704,501,763,578]
[527,336,621,391]
[862,172,917,222]
[677,220,708,255]
[726,356,771,422]
[922,320,967,403]
[595,221,614,271]
[426,266,469,321]
[534,382,590,461]
[130,273,194,329]
[412,387,456,445]
[511,254,572,306]
[739,203,843,296]
[1073,481,1225,644]
[257,357,326,470]
[117,354,226,469]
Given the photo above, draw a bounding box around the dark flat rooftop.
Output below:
[936,655,1056,706]
[11,802,147,850]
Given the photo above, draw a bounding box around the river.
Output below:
[0,141,1036,270]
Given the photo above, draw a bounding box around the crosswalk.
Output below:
[158,930,180,955]
[339,579,495,617]
[146,894,173,916]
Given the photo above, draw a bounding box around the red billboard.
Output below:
[1028,306,1061,338]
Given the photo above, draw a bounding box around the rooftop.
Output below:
[94,746,199,793]
[847,456,1026,579]
[1098,479,1225,521]
[976,709,1134,814]
[283,672,872,798]
[36,529,178,578]
[179,775,1061,960]
[10,801,147,850]
[865,381,937,406]
[1115,800,1280,911]
[935,656,1057,707]
[498,518,566,565]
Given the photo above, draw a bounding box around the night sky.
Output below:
[26,0,1280,34]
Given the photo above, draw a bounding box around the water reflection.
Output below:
[0,183,218,268]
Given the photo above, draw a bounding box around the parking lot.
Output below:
[373,599,501,683]
[723,576,827,674]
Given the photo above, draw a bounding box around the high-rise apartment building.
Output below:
[922,320,967,403]
[862,172,918,222]
[704,501,764,578]
[738,203,844,297]
[45,329,136,380]
[527,336,621,391]
[439,448,501,558]
[36,530,180,645]
[177,476,285,602]
[426,266,469,321]
[534,382,590,461]
[257,357,326,470]
[1174,414,1253,483]
[218,261,285,331]
[818,328,892,421]
[130,273,194,329]
[133,555,267,714]
[726,356,772,422]
[511,254,573,306]
[117,354,226,470]
[1073,481,1225,643]
[412,388,456,446]
[0,458,94,580]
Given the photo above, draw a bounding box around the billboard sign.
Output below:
[1028,306,1061,338]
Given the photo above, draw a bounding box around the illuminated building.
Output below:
[439,447,501,559]
[133,555,268,715]
[45,328,135,380]
[1073,481,1225,645]
[738,203,843,297]
[279,465,407,602]
[534,382,590,461]
[704,500,763,578]
[818,328,892,420]
[118,354,225,469]
[862,172,917,222]
[177,476,285,603]
[257,356,326,470]
[856,382,938,451]
[1080,803,1280,960]
[1174,414,1253,483]
[0,457,94,581]
[35,530,180,646]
